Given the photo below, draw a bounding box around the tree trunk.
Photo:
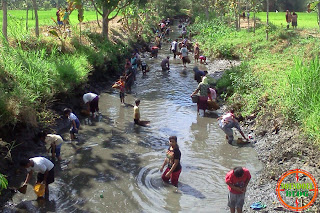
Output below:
[266,0,269,40]
[32,0,39,37]
[247,0,249,31]
[238,0,241,30]
[96,10,101,28]
[254,12,256,33]
[318,3,320,30]
[26,5,29,31]
[2,0,8,41]
[205,2,209,20]
[102,6,109,39]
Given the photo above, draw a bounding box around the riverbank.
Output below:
[191,16,320,211]
[0,16,149,206]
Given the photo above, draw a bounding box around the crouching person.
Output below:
[20,157,55,199]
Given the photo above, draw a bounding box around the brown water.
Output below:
[5,24,263,213]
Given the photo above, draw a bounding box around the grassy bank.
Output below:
[190,16,320,141]
[0,9,100,29]
[0,21,133,129]
[256,12,319,29]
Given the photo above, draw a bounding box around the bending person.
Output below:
[161,56,170,72]
[83,93,99,117]
[20,157,55,199]
[218,109,248,144]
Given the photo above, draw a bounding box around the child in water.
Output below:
[38,131,64,161]
[133,99,150,126]
[64,108,80,140]
[141,61,149,75]
[113,76,126,103]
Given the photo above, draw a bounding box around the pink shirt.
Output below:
[222,112,234,124]
[208,88,217,100]
[225,168,251,194]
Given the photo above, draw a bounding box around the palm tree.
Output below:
[2,0,8,41]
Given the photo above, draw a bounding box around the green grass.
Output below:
[191,15,320,141]
[256,12,319,29]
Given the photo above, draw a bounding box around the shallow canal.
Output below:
[6,23,263,213]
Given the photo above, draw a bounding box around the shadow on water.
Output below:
[178,182,206,199]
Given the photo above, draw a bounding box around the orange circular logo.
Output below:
[276,169,318,211]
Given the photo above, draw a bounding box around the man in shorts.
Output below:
[225,167,251,213]
[20,157,55,199]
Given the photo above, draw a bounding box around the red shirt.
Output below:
[225,168,251,194]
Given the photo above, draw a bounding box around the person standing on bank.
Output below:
[83,92,99,117]
[194,43,200,63]
[225,167,251,213]
[160,136,182,187]
[285,10,292,29]
[291,12,298,29]
[20,157,55,199]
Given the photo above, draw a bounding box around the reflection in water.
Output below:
[4,22,263,213]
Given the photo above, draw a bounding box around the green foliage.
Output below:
[193,13,320,140]
[0,40,90,127]
[284,58,320,139]
[256,12,319,29]
[0,174,8,195]
[0,9,101,35]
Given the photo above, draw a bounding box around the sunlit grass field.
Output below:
[256,12,319,29]
[0,9,100,29]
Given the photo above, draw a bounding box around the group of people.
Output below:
[56,7,70,29]
[18,17,252,212]
[285,10,298,29]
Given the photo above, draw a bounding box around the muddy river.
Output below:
[4,24,263,213]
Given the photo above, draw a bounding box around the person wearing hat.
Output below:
[191,75,210,115]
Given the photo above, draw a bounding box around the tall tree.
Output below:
[266,0,269,40]
[2,0,8,41]
[91,0,132,39]
[308,1,320,30]
[32,0,39,37]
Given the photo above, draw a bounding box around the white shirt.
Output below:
[27,157,54,174]
[83,93,98,104]
[69,113,78,121]
[171,41,177,50]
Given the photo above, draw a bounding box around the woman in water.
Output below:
[160,136,182,187]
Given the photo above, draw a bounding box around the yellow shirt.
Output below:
[45,134,63,147]
[134,106,140,120]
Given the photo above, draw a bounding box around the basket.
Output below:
[207,101,220,110]
[191,95,199,103]
[34,183,45,197]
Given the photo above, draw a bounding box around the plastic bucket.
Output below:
[34,183,45,197]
